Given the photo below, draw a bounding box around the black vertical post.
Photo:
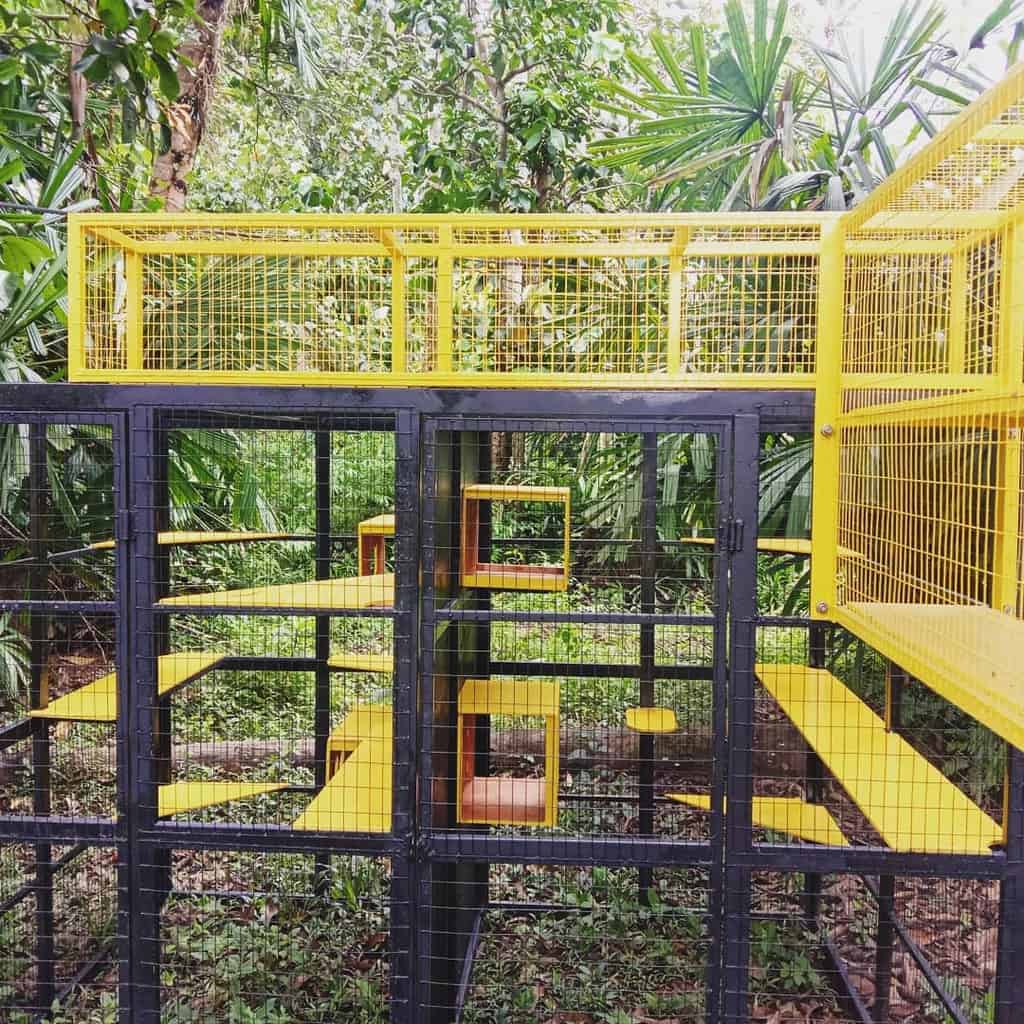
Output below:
[472,432,492,777]
[313,426,332,895]
[872,661,904,1022]
[803,624,828,920]
[130,407,169,1024]
[638,432,658,902]
[722,414,759,1024]
[28,421,55,1014]
[996,744,1024,1024]
[391,410,421,1024]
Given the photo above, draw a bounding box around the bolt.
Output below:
[820,424,834,438]
[815,601,829,614]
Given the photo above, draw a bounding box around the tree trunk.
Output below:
[149,0,231,210]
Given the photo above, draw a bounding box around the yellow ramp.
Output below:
[158,780,288,817]
[30,652,224,722]
[756,664,1001,855]
[667,794,848,846]
[159,573,394,610]
[90,531,295,550]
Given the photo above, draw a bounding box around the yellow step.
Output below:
[626,707,678,733]
[327,652,393,673]
[159,573,394,610]
[756,663,1001,855]
[158,780,288,817]
[30,652,224,722]
[666,793,848,846]
[90,530,295,550]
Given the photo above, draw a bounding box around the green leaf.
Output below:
[154,54,180,101]
[1,235,53,273]
[97,0,131,33]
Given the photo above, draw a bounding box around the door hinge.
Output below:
[115,509,133,543]
[723,517,745,553]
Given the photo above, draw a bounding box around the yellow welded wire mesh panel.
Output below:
[965,232,1003,375]
[82,230,126,370]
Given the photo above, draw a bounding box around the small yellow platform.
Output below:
[357,514,395,575]
[835,602,1024,753]
[326,652,393,673]
[626,707,678,733]
[90,531,295,550]
[666,793,848,846]
[756,663,1002,855]
[294,704,393,833]
[158,780,288,817]
[159,573,394,610]
[29,652,224,722]
[683,536,864,559]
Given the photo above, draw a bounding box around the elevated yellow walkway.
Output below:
[30,652,224,722]
[293,704,392,832]
[159,573,394,610]
[666,793,848,846]
[835,603,1024,753]
[756,664,1001,855]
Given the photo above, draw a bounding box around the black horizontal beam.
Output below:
[139,822,401,856]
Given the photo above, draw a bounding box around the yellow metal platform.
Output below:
[30,652,224,722]
[294,704,393,833]
[357,514,395,575]
[756,664,1001,855]
[326,652,393,673]
[158,780,288,817]
[625,707,678,733]
[90,531,295,550]
[159,573,394,610]
[683,536,864,559]
[834,603,1024,753]
[666,793,848,846]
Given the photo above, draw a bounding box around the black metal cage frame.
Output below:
[0,382,1020,1024]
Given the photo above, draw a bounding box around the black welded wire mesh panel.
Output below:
[137,411,403,838]
[439,863,713,1023]
[0,615,118,822]
[0,841,118,1022]
[148,849,398,1022]
[420,418,726,845]
[0,420,117,605]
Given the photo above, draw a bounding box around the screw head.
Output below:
[815,601,829,614]
[820,424,834,438]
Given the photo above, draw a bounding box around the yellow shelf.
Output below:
[326,652,393,673]
[683,536,864,559]
[458,678,560,717]
[462,484,570,503]
[835,603,1024,753]
[357,514,395,575]
[30,652,224,722]
[626,707,678,733]
[159,573,394,610]
[158,780,287,817]
[90,531,295,550]
[756,663,1001,855]
[667,794,848,846]
[295,704,393,833]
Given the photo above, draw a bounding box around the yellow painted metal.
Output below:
[89,530,295,550]
[833,603,1024,752]
[327,652,392,673]
[158,781,287,817]
[625,707,678,733]
[666,793,848,847]
[457,679,559,828]
[756,663,1002,854]
[810,220,844,619]
[158,573,394,609]
[357,513,395,575]
[30,652,223,722]
[294,703,392,832]
[682,536,864,559]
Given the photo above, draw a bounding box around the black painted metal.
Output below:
[996,745,1024,1024]
[313,427,332,897]
[638,433,658,903]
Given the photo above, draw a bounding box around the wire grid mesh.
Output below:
[138,412,400,835]
[422,422,724,843]
[150,849,396,1021]
[444,864,713,1023]
[0,841,118,1022]
[72,216,827,382]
